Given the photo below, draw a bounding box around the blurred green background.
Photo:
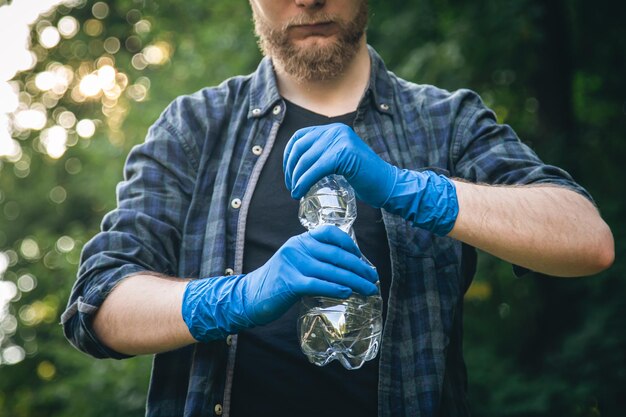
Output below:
[0,1,624,416]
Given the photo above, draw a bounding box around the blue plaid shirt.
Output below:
[62,46,590,417]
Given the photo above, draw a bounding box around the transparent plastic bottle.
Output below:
[297,175,383,370]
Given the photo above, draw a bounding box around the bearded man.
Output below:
[62,1,614,416]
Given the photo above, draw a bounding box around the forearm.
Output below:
[448,181,614,277]
[93,273,196,356]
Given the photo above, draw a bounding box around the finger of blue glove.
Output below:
[288,134,340,198]
[291,158,337,200]
[296,257,379,296]
[302,228,378,284]
[243,276,355,326]
[308,224,361,256]
[283,125,322,186]
[284,125,319,155]
[284,125,337,193]
[291,277,353,298]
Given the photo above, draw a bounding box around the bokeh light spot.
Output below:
[57,110,76,128]
[17,274,37,292]
[0,137,23,162]
[525,97,540,113]
[15,108,47,130]
[1,315,18,335]
[103,37,121,54]
[125,35,142,53]
[498,303,511,319]
[92,2,109,19]
[19,299,57,326]
[131,53,147,70]
[42,92,59,108]
[35,71,55,91]
[79,73,100,97]
[96,56,115,68]
[3,201,20,221]
[49,185,67,204]
[64,157,82,174]
[20,238,41,260]
[0,281,18,303]
[37,360,57,380]
[134,19,151,34]
[40,125,68,158]
[76,119,96,138]
[56,236,75,253]
[116,72,129,89]
[97,65,116,90]
[126,9,142,24]
[18,305,36,325]
[58,15,79,38]
[127,83,147,101]
[39,26,61,49]
[143,45,165,65]
[13,160,30,178]
[5,250,17,267]
[2,345,25,365]
[83,19,103,37]
[23,340,38,356]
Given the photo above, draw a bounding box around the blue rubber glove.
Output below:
[283,123,459,236]
[181,225,379,342]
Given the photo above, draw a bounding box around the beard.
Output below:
[252,2,368,82]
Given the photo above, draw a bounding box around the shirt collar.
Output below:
[248,57,283,118]
[365,45,394,116]
[248,45,395,118]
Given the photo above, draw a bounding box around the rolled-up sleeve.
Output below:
[61,117,198,359]
[450,89,593,202]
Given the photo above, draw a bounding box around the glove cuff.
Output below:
[383,169,459,236]
[181,275,254,343]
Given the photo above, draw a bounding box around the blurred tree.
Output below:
[368,1,626,416]
[0,1,258,416]
[0,1,623,416]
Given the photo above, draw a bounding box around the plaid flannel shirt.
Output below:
[62,46,591,417]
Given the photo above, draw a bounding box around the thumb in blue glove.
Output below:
[283,123,459,236]
[181,225,379,343]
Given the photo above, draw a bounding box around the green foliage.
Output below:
[1,1,623,416]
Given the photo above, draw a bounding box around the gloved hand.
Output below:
[182,225,379,342]
[283,123,459,236]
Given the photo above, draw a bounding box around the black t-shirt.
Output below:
[230,100,391,417]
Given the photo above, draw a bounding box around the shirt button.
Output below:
[251,108,261,116]
[230,198,241,209]
[251,145,263,156]
[380,103,390,111]
[224,267,234,275]
[272,104,281,115]
[226,335,233,346]
[214,403,223,416]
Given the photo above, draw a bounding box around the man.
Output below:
[62,1,614,416]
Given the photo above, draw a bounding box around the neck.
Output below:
[274,39,371,117]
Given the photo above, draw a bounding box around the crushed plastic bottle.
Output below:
[297,175,383,370]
